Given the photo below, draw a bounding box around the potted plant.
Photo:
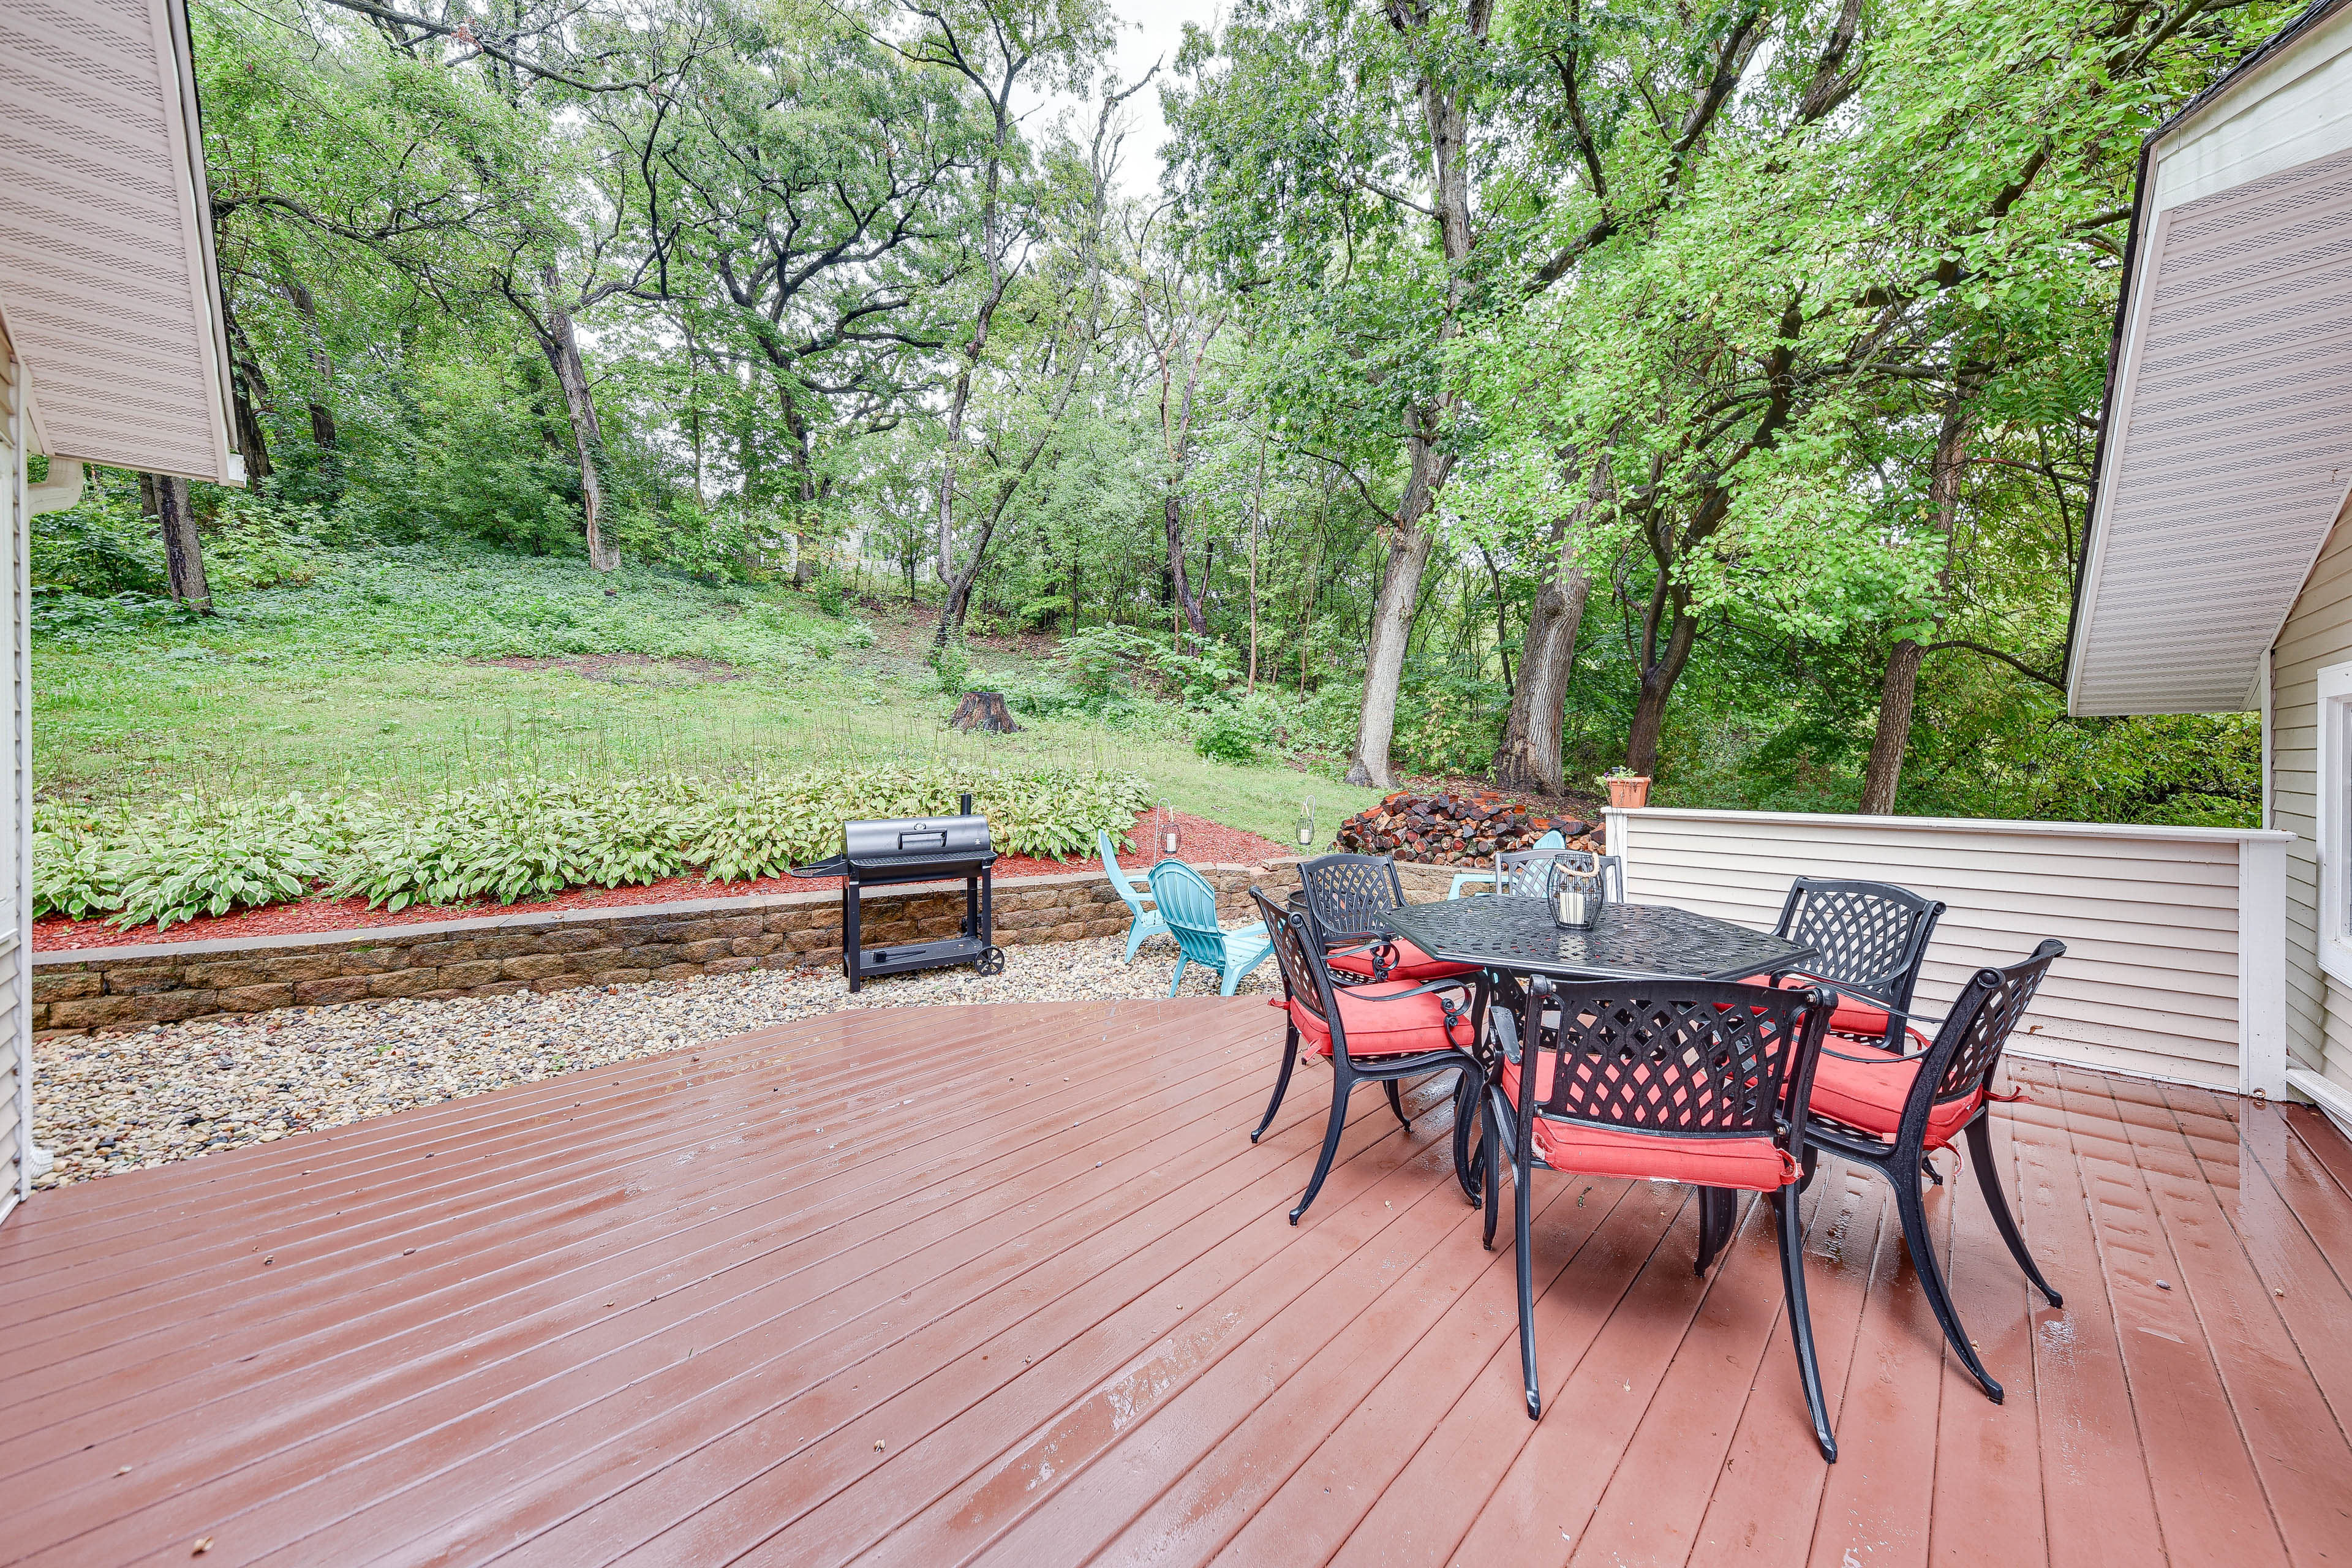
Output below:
[1599,767,1651,809]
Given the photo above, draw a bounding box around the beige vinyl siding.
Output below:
[2272,502,2352,1097]
[0,943,18,1224]
[1607,810,2282,1090]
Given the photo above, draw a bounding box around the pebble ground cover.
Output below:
[30,935,1281,1188]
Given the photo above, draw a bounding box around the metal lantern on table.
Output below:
[1549,853,1609,930]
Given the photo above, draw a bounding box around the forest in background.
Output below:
[35,0,2283,826]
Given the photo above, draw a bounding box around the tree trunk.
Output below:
[1345,434,1449,788]
[1493,522,1590,793]
[950,690,1022,733]
[140,473,211,611]
[273,265,339,453]
[220,295,273,481]
[1164,491,1208,640]
[1624,590,1697,779]
[541,270,618,572]
[1859,639,1926,813]
[1860,390,1973,813]
[1347,0,1488,788]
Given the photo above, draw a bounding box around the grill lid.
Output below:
[843,813,992,864]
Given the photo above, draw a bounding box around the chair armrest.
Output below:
[1447,872,1496,900]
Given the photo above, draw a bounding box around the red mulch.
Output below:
[33,810,1292,952]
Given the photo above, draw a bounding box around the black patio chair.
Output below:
[1479,974,1838,1457]
[1801,938,2067,1403]
[1760,877,1946,1050]
[1248,886,1488,1222]
[1295,853,1481,986]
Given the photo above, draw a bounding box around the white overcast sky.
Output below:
[1058,0,1228,198]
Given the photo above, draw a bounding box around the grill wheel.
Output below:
[974,946,1006,976]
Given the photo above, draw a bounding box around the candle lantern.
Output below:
[1548,853,1609,931]
[1159,801,1181,859]
[1295,797,1316,850]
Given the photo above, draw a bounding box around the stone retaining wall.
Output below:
[32,862,1292,1035]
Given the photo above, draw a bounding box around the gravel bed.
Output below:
[28,935,1280,1190]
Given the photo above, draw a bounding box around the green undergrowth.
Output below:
[37,763,1152,930]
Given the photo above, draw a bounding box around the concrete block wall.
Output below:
[31,862,1292,1035]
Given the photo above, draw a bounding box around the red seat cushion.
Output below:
[1499,1057,1795,1191]
[1289,979,1474,1060]
[1329,937,1482,983]
[1743,972,1902,1039]
[1806,1044,1981,1149]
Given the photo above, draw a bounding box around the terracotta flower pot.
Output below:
[1604,775,1651,809]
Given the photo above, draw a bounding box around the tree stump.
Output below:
[951,691,1022,734]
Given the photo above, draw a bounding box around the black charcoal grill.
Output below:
[790,793,1004,992]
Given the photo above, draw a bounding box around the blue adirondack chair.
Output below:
[1099,829,1171,962]
[1448,829,1568,899]
[1146,858,1274,997]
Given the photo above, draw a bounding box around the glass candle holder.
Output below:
[1549,856,1607,930]
[1159,801,1180,859]
[1295,797,1316,850]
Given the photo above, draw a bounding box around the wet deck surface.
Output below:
[2,997,2349,1566]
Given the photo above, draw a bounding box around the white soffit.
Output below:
[0,0,238,483]
[2068,2,2352,717]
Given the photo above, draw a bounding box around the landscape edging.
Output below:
[31,861,1303,1035]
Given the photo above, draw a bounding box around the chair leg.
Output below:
[1480,1102,1501,1252]
[1167,957,1186,998]
[1515,1136,1540,1419]
[1451,1067,1481,1207]
[1384,1079,1411,1129]
[1251,1023,1301,1145]
[1774,1185,1838,1462]
[1892,1167,2004,1403]
[1125,920,1148,962]
[1289,1065,1354,1226]
[1696,1186,1735,1276]
[1963,1118,2063,1307]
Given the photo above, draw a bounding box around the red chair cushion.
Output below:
[1806,1044,1981,1149]
[1329,937,1482,983]
[1289,979,1473,1060]
[1743,972,1902,1039]
[1499,1058,1795,1192]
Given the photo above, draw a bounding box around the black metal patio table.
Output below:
[1379,896,1819,989]
[1380,895,1821,1259]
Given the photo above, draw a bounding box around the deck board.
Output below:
[4,998,2351,1567]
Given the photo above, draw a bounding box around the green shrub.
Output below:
[1193,694,1278,764]
[36,763,1152,927]
[929,635,972,696]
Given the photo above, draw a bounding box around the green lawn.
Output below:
[34,549,1385,845]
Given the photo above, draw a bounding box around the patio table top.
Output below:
[1382,895,1819,985]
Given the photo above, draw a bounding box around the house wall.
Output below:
[1,340,24,1219]
[1605,807,2290,1092]
[2271,503,2352,1098]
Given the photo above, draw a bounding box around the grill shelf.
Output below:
[787,794,1003,991]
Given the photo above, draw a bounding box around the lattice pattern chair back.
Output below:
[1525,981,1822,1137]
[1146,859,1229,970]
[1920,939,2064,1110]
[1252,886,1334,1029]
[1496,848,1625,902]
[1773,878,1943,1008]
[1494,847,1568,899]
[1297,853,1406,944]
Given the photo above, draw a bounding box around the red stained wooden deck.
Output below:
[2,997,2349,1566]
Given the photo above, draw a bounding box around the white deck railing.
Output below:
[1604,806,2291,1096]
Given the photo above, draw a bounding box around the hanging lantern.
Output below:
[1159,801,1181,859]
[1296,796,1316,850]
